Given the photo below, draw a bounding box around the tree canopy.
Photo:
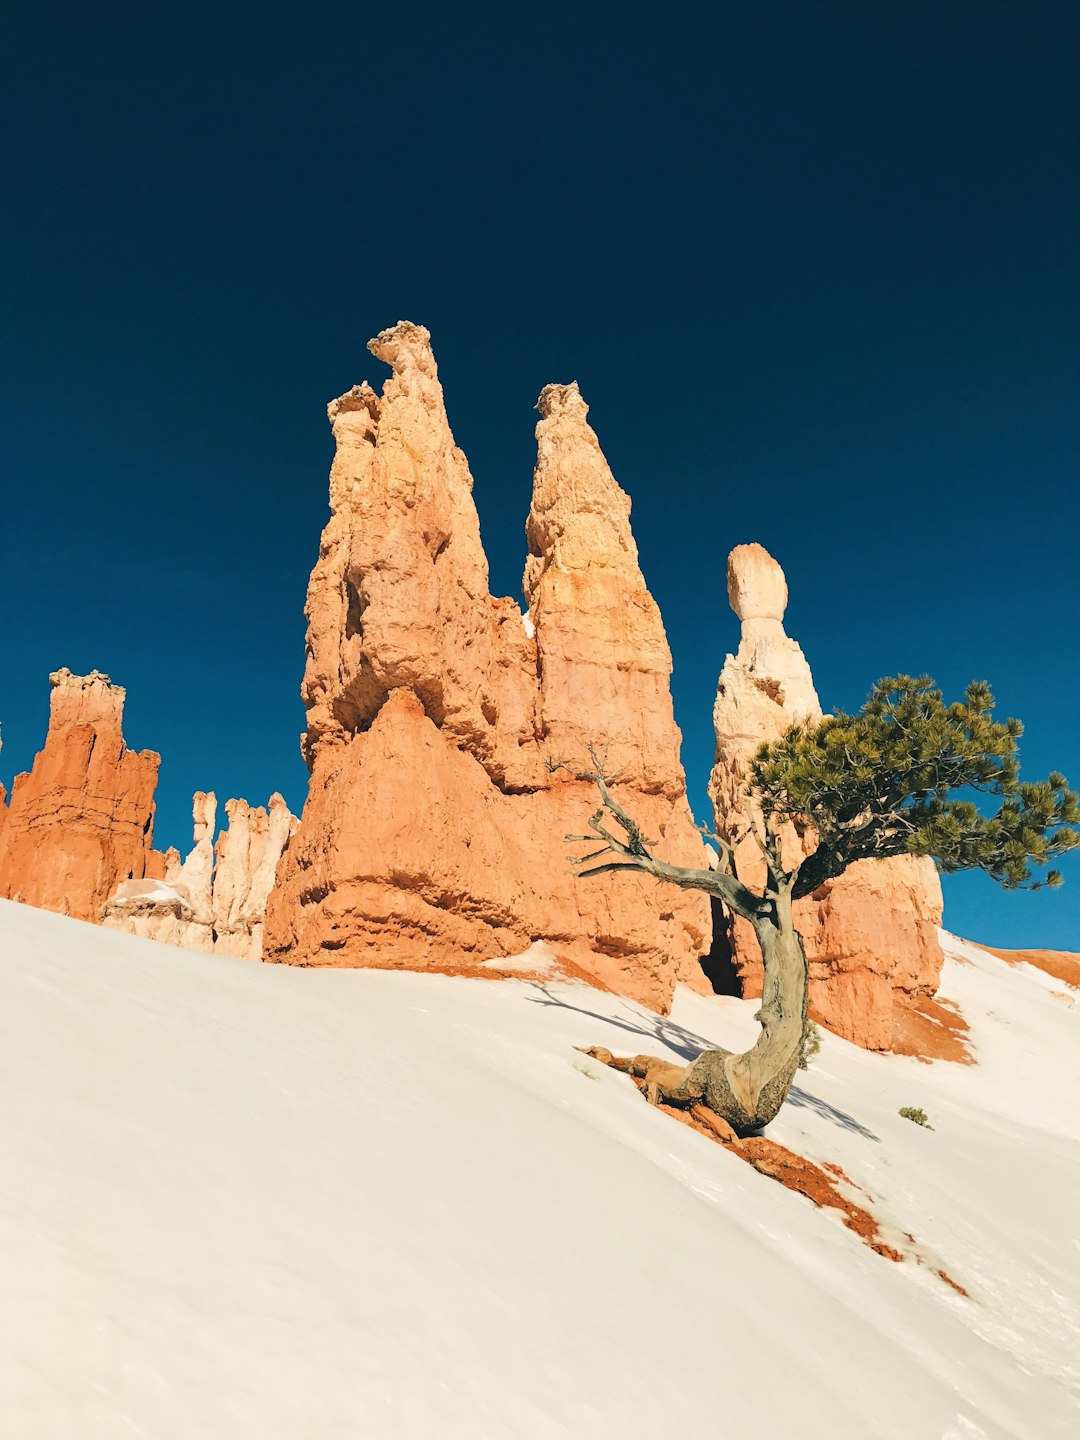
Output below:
[751,675,1079,900]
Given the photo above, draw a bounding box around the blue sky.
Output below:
[2,1,1077,949]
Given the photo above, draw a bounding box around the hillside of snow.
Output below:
[2,897,1078,1438]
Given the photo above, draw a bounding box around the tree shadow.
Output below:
[527,981,882,1142]
[523,981,717,1060]
[785,1086,881,1142]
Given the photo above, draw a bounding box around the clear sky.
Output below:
[2,2,1077,950]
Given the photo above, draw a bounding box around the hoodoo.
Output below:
[102,791,297,958]
[0,669,161,921]
[264,322,710,1008]
[709,544,946,1050]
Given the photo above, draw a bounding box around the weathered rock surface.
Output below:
[709,545,945,1050]
[102,791,297,958]
[265,322,710,1008]
[213,794,298,958]
[0,670,161,922]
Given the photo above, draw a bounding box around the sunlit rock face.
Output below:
[265,322,711,1010]
[102,791,298,959]
[0,669,161,922]
[212,794,298,958]
[710,544,945,1051]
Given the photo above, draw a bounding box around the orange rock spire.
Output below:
[0,669,161,921]
[265,325,710,1007]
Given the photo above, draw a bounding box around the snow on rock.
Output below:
[1,900,1078,1438]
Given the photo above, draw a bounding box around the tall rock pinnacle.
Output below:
[524,382,686,797]
[265,326,710,1008]
[710,545,946,1051]
[303,320,512,772]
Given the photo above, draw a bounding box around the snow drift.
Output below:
[1,898,1078,1437]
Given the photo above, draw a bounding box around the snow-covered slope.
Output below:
[1,898,1078,1439]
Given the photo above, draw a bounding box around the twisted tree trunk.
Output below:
[568,754,810,1135]
[681,892,808,1133]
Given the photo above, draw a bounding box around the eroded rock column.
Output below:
[710,544,945,1050]
[0,669,161,922]
[264,324,710,1009]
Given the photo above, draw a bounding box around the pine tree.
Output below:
[570,676,1079,1135]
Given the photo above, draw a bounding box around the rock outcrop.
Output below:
[265,322,710,1009]
[709,545,945,1050]
[0,669,161,921]
[212,794,298,957]
[102,791,297,958]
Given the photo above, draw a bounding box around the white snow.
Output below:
[106,878,192,910]
[2,900,1078,1438]
[482,938,560,974]
[520,608,535,638]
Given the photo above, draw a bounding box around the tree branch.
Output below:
[568,750,765,920]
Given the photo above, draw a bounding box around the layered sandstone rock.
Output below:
[0,669,161,921]
[213,794,298,957]
[709,545,945,1050]
[102,791,297,958]
[265,322,710,1008]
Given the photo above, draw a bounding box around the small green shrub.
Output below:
[798,1018,822,1069]
[899,1105,933,1129]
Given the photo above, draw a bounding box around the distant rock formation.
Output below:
[709,544,945,1050]
[212,795,298,957]
[981,945,1080,990]
[102,791,297,958]
[265,321,710,1009]
[0,669,161,921]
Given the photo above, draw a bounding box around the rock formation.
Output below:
[0,669,161,921]
[264,322,710,1009]
[212,794,298,957]
[102,791,297,958]
[709,544,945,1050]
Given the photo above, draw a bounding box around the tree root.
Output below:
[578,1047,744,1146]
[581,1045,969,1288]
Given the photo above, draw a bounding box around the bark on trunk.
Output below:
[683,892,808,1134]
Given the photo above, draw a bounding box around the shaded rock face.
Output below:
[102,792,297,959]
[0,670,160,922]
[265,322,710,1009]
[709,545,945,1051]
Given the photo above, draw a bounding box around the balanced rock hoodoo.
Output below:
[709,544,945,1050]
[264,322,710,1009]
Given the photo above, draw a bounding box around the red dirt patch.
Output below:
[324,953,617,992]
[891,992,973,1064]
[738,1139,903,1260]
[980,945,1080,990]
[936,1268,969,1297]
[652,1098,900,1257]
[590,1052,966,1291]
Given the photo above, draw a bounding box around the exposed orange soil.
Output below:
[980,945,1080,989]
[592,1052,967,1292]
[321,952,617,992]
[890,991,974,1064]
[654,1100,902,1259]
